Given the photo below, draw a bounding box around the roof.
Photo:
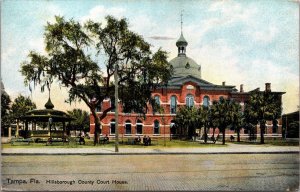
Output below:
[20,98,74,122]
[158,75,237,92]
[248,88,286,95]
[21,109,74,122]
[176,33,188,46]
[169,56,201,78]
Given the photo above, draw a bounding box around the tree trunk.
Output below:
[91,109,101,146]
[237,128,240,142]
[222,128,226,145]
[179,126,182,140]
[204,125,207,143]
[94,122,101,146]
[260,121,265,144]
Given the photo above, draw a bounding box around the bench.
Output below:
[33,137,49,143]
[75,137,86,145]
[11,138,33,146]
[126,138,142,145]
[46,137,69,146]
[30,134,50,143]
[99,137,109,144]
[197,136,218,144]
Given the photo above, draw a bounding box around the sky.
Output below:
[1,0,299,114]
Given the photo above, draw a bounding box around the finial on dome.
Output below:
[45,97,54,109]
[45,86,54,109]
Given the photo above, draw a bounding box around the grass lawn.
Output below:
[3,137,297,148]
[233,138,299,146]
[2,138,227,148]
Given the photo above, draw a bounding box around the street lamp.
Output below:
[90,97,98,144]
[48,117,53,137]
[164,82,168,147]
[114,63,119,152]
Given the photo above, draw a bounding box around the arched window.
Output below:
[203,96,210,107]
[170,96,177,114]
[186,94,194,108]
[110,119,115,135]
[170,120,176,135]
[125,120,131,135]
[154,120,160,134]
[153,95,160,113]
[136,120,143,135]
[155,96,160,105]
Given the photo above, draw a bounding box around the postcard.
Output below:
[1,0,299,191]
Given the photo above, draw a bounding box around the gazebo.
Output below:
[20,98,74,141]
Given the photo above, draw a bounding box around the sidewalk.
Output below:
[2,143,299,155]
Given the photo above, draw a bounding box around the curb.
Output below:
[2,151,299,156]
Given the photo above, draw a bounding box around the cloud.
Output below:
[27,37,46,55]
[2,47,16,62]
[130,14,158,36]
[149,36,175,40]
[191,39,241,84]
[80,5,126,24]
[208,0,257,27]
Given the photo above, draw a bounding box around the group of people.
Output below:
[78,132,86,145]
[134,136,151,146]
[230,135,235,142]
[143,135,151,146]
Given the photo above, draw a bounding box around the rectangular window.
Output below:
[125,124,131,134]
[136,124,143,134]
[170,96,177,114]
[110,123,115,134]
[154,121,159,134]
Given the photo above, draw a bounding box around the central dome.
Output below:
[170,56,201,78]
[169,33,201,78]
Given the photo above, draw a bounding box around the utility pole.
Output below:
[114,64,119,152]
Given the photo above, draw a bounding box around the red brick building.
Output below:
[89,32,284,139]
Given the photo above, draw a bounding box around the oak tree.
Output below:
[21,16,172,145]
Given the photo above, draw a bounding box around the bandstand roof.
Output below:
[20,98,74,122]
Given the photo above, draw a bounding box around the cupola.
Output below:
[176,33,188,56]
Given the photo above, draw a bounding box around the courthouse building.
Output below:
[89,32,285,139]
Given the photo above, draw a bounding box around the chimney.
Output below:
[222,81,225,86]
[240,84,244,93]
[265,83,271,92]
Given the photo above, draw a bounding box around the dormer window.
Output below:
[185,62,190,69]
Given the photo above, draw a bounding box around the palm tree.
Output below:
[197,106,210,143]
[174,106,199,140]
[228,101,243,142]
[210,98,233,145]
[244,90,282,144]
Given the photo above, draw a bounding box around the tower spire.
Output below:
[180,10,184,34]
[177,10,187,57]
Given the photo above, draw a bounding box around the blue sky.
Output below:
[1,0,299,113]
